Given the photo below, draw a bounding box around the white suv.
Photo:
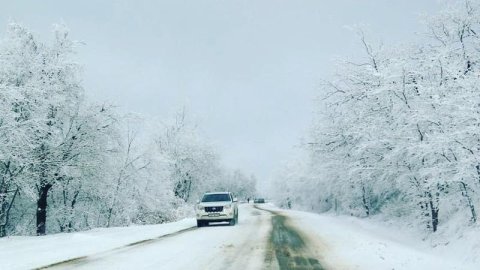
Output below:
[195,192,239,227]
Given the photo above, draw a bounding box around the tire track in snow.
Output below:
[214,208,271,270]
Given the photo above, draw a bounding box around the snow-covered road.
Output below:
[42,204,277,270]
[2,203,477,270]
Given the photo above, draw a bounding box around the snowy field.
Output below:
[0,203,478,270]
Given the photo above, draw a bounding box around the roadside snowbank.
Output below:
[260,204,478,270]
[0,218,195,270]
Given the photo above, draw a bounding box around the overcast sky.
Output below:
[0,0,443,181]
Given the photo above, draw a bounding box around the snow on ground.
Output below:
[1,203,479,270]
[43,204,271,270]
[0,218,195,270]
[431,212,480,267]
[260,204,479,270]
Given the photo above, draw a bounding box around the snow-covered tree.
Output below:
[0,22,256,237]
[271,0,480,233]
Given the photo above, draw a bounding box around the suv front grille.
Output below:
[205,206,223,212]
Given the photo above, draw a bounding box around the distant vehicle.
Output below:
[195,192,239,227]
[254,198,265,203]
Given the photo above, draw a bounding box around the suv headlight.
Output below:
[224,204,231,210]
[197,205,205,210]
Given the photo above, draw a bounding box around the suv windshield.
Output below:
[201,193,231,202]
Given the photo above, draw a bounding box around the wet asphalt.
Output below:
[260,207,324,270]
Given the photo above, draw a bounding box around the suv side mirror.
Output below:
[233,198,238,203]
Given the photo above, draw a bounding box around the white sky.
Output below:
[0,0,443,180]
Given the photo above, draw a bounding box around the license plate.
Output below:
[208,213,220,217]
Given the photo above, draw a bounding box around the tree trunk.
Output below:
[427,191,439,232]
[36,183,52,236]
[0,224,5,238]
[67,190,80,232]
[460,182,477,223]
[334,198,338,213]
[0,161,11,237]
[362,185,370,217]
[0,186,7,237]
[0,187,19,237]
[106,176,122,228]
[476,164,480,185]
[185,174,192,202]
